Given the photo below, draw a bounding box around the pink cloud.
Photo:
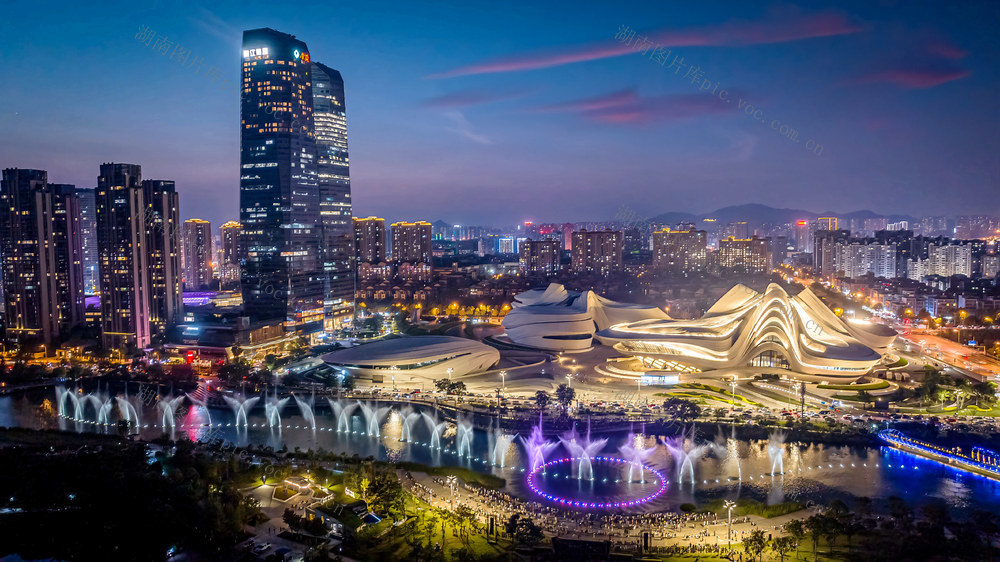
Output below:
[856,67,970,89]
[427,11,862,78]
[422,89,533,108]
[531,89,735,125]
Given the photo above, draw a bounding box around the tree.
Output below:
[434,379,450,393]
[662,397,701,422]
[448,381,467,396]
[555,383,575,414]
[771,536,796,562]
[804,514,825,561]
[857,390,874,408]
[742,529,767,561]
[534,390,551,410]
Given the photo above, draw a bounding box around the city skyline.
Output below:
[1,1,997,229]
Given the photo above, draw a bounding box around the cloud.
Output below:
[422,89,533,108]
[856,67,970,89]
[190,7,240,44]
[444,111,492,144]
[530,89,735,125]
[427,11,862,78]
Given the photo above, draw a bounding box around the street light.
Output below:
[446,475,457,510]
[390,365,398,391]
[729,377,738,405]
[724,499,736,548]
[500,370,506,392]
[447,367,454,381]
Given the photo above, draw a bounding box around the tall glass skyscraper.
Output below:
[240,28,353,334]
[312,62,354,327]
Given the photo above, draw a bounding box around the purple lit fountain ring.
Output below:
[526,456,668,509]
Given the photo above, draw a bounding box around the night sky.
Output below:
[1,0,997,228]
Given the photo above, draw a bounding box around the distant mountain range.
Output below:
[646,204,917,227]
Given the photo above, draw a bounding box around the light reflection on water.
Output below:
[6,394,1000,513]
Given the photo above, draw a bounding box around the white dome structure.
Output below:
[596,283,896,380]
[501,283,669,352]
[322,336,500,381]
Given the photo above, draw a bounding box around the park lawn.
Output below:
[817,380,890,391]
[398,462,506,489]
[699,498,805,519]
[272,486,298,501]
[349,493,508,562]
[325,483,357,504]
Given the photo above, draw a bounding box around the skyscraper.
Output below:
[391,221,433,265]
[353,217,386,264]
[0,169,84,345]
[652,228,707,274]
[219,220,244,285]
[142,179,183,335]
[716,236,771,274]
[571,229,623,274]
[183,219,213,290]
[96,163,151,348]
[96,164,182,348]
[240,28,350,334]
[519,240,560,275]
[75,187,100,295]
[312,62,355,327]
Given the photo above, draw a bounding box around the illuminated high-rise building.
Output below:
[75,187,100,295]
[391,221,432,265]
[183,219,213,290]
[353,217,386,264]
[717,236,770,274]
[240,28,355,333]
[652,228,707,274]
[0,170,84,345]
[519,240,560,275]
[240,28,322,331]
[312,61,355,325]
[142,179,183,336]
[219,221,244,284]
[571,229,623,274]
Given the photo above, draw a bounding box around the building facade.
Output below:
[571,229,623,274]
[353,216,385,264]
[0,169,85,345]
[652,228,707,274]
[391,221,432,264]
[183,218,213,289]
[716,236,770,274]
[219,221,243,284]
[519,240,560,275]
[75,187,100,295]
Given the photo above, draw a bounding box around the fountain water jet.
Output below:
[558,418,608,481]
[519,413,559,474]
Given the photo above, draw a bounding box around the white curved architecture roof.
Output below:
[596,283,896,379]
[501,283,669,352]
[321,336,500,380]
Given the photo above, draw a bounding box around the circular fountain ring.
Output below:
[526,456,668,509]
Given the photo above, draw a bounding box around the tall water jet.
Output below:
[116,390,141,433]
[265,394,290,431]
[224,394,260,430]
[487,420,516,468]
[456,415,474,458]
[708,425,742,482]
[185,392,213,427]
[619,432,658,483]
[358,401,389,437]
[292,393,316,432]
[399,407,422,442]
[157,395,186,440]
[519,413,559,474]
[328,398,360,433]
[768,430,787,475]
[558,419,608,481]
[661,425,707,484]
[421,411,448,450]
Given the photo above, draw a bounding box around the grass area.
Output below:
[398,462,505,489]
[886,357,909,369]
[831,394,869,403]
[655,390,765,408]
[699,498,805,519]
[347,492,508,561]
[272,486,298,501]
[817,380,889,391]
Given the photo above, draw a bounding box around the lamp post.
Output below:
[729,377,738,405]
[447,367,454,381]
[725,499,736,548]
[390,365,398,391]
[500,370,506,392]
[446,475,457,510]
